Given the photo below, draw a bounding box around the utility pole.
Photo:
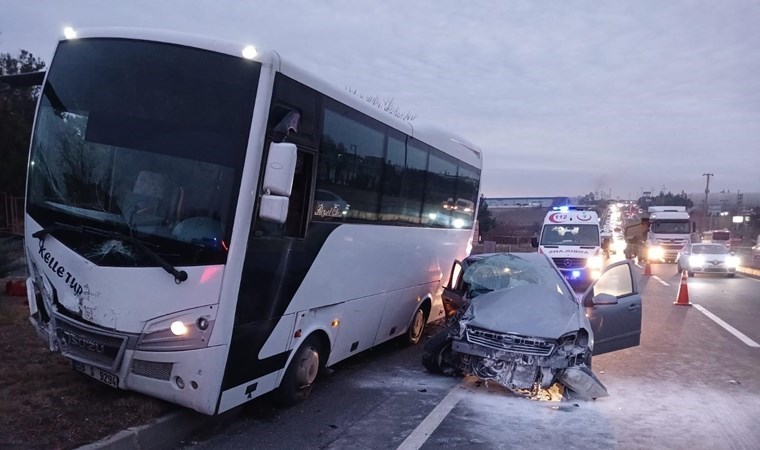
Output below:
[703,173,713,232]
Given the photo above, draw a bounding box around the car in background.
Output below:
[676,243,739,277]
[422,253,642,400]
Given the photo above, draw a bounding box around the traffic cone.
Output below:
[674,270,691,306]
[643,261,652,276]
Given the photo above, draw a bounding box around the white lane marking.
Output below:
[693,304,760,348]
[397,383,464,450]
[737,273,760,282]
[652,275,670,286]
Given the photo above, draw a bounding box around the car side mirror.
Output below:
[591,293,619,305]
[531,237,538,248]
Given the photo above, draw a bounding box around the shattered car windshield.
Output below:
[26,38,260,266]
[462,254,573,299]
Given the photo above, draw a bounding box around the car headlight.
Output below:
[688,255,705,267]
[648,246,665,260]
[587,255,604,270]
[614,240,627,253]
[726,256,740,267]
[137,304,217,351]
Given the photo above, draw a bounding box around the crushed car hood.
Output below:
[466,284,580,339]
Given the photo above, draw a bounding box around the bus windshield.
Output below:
[540,224,599,246]
[26,39,260,266]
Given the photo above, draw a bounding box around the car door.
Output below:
[441,260,466,319]
[582,260,642,355]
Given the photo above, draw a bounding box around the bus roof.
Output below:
[66,27,482,169]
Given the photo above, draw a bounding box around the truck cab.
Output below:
[532,207,604,291]
[645,206,694,263]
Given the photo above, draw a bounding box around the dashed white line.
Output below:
[693,304,760,348]
[652,275,670,286]
[397,383,464,450]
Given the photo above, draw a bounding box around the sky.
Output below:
[1,0,759,199]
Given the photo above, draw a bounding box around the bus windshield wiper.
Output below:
[32,223,189,284]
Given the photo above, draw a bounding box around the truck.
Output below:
[624,206,694,263]
[531,207,605,291]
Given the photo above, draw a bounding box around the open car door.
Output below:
[441,260,466,319]
[582,260,642,355]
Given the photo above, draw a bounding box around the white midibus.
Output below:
[19,28,482,415]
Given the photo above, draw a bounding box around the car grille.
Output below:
[55,315,127,372]
[552,258,587,269]
[131,359,173,381]
[466,327,555,356]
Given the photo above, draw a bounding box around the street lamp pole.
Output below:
[702,173,713,232]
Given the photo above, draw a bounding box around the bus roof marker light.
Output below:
[241,45,257,59]
[63,27,77,40]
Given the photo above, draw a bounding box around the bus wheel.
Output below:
[405,306,427,345]
[276,336,322,406]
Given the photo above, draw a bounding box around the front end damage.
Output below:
[442,323,608,399]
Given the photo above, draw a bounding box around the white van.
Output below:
[532,208,604,290]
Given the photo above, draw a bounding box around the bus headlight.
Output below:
[587,255,604,270]
[138,304,217,351]
[648,246,665,260]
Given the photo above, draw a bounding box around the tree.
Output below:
[345,86,417,121]
[0,49,46,196]
[637,191,693,209]
[477,195,496,235]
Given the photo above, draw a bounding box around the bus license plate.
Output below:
[73,361,119,388]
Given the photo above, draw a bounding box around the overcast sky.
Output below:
[2,0,758,199]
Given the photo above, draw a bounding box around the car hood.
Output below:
[465,284,581,339]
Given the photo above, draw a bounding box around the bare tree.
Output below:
[346,86,417,121]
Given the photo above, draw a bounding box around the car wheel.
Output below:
[405,306,427,345]
[688,271,695,277]
[677,263,683,273]
[421,329,455,375]
[275,336,323,406]
[727,273,735,278]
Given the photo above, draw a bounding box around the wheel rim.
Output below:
[410,310,424,340]
[295,346,320,387]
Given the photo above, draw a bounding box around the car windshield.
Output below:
[26,38,260,267]
[462,254,573,299]
[540,224,599,246]
[692,245,728,255]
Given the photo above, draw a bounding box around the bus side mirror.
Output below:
[531,237,538,248]
[259,142,297,223]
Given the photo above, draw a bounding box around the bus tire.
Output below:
[275,335,323,406]
[405,305,427,345]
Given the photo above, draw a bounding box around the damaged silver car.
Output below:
[422,253,642,399]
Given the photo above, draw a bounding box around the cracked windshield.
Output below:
[26,39,260,265]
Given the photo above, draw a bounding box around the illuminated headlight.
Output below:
[452,218,465,229]
[138,304,217,351]
[688,255,705,267]
[587,255,604,270]
[726,256,740,267]
[614,240,627,253]
[648,246,665,260]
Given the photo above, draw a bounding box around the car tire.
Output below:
[676,263,683,273]
[688,271,695,277]
[405,306,427,345]
[421,329,454,375]
[727,273,735,278]
[275,335,323,406]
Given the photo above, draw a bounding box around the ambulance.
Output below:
[531,207,604,290]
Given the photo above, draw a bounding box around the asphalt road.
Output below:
[182,263,760,450]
